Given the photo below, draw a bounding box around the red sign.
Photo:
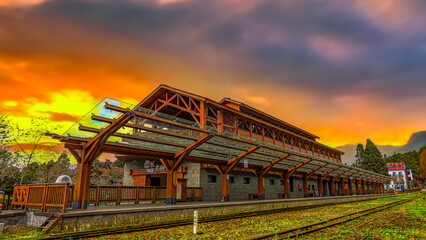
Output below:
[387,167,405,171]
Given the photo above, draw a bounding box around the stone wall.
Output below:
[54,194,394,233]
[0,211,50,227]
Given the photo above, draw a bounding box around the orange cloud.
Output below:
[0,0,45,6]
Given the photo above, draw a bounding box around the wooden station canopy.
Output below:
[49,85,392,209]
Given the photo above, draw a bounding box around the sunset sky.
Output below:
[1,0,426,151]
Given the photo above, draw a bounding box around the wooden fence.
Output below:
[12,183,69,212]
[12,184,203,212]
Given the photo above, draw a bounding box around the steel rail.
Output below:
[248,199,412,240]
[40,196,393,240]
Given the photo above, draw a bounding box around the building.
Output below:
[52,84,390,209]
[118,85,380,201]
[385,162,413,191]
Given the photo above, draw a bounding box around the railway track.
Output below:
[41,200,361,239]
[247,199,411,240]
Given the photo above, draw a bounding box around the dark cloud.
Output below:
[1,0,426,99]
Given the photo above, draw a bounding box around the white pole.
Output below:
[193,210,198,234]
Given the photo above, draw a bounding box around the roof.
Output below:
[138,85,344,155]
[220,97,319,139]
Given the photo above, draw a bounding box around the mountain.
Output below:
[395,131,426,153]
[335,131,426,165]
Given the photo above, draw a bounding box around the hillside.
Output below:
[336,131,426,165]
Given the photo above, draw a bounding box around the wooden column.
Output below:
[221,173,230,202]
[282,173,290,198]
[355,180,360,195]
[257,174,265,200]
[318,178,324,197]
[330,179,336,196]
[73,162,92,209]
[166,168,177,204]
[361,181,365,194]
[303,174,309,197]
[367,181,371,194]
[348,180,353,195]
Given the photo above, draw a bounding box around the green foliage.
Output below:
[420,146,426,180]
[353,139,387,175]
[91,158,124,185]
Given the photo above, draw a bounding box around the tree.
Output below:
[37,152,74,183]
[353,143,364,167]
[354,139,387,175]
[91,158,123,185]
[11,117,61,184]
[419,146,426,181]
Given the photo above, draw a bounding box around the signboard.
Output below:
[144,160,166,174]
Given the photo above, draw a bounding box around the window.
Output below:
[280,180,284,185]
[207,175,217,183]
[243,177,250,184]
[312,185,315,191]
[230,176,235,184]
[393,172,396,176]
[290,177,294,192]
[269,179,275,185]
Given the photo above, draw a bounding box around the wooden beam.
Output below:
[287,159,312,177]
[306,163,328,178]
[321,166,341,179]
[68,148,81,164]
[331,169,352,181]
[260,154,291,176]
[172,133,214,170]
[225,146,261,174]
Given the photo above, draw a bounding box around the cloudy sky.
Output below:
[1,0,425,149]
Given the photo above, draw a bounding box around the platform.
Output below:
[51,193,393,233]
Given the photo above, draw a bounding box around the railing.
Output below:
[82,186,167,205]
[1,190,13,210]
[13,184,203,211]
[12,183,70,212]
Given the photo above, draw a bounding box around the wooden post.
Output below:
[62,183,70,213]
[73,162,92,209]
[348,180,353,195]
[330,180,335,196]
[42,184,48,212]
[153,187,157,203]
[361,181,365,194]
[303,174,309,198]
[318,179,323,197]
[135,187,139,204]
[221,173,230,202]
[282,173,290,198]
[166,170,176,204]
[257,175,265,200]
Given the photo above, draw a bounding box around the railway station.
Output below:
[52,84,390,208]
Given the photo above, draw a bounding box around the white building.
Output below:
[385,162,412,191]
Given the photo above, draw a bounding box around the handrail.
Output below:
[13,184,203,211]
